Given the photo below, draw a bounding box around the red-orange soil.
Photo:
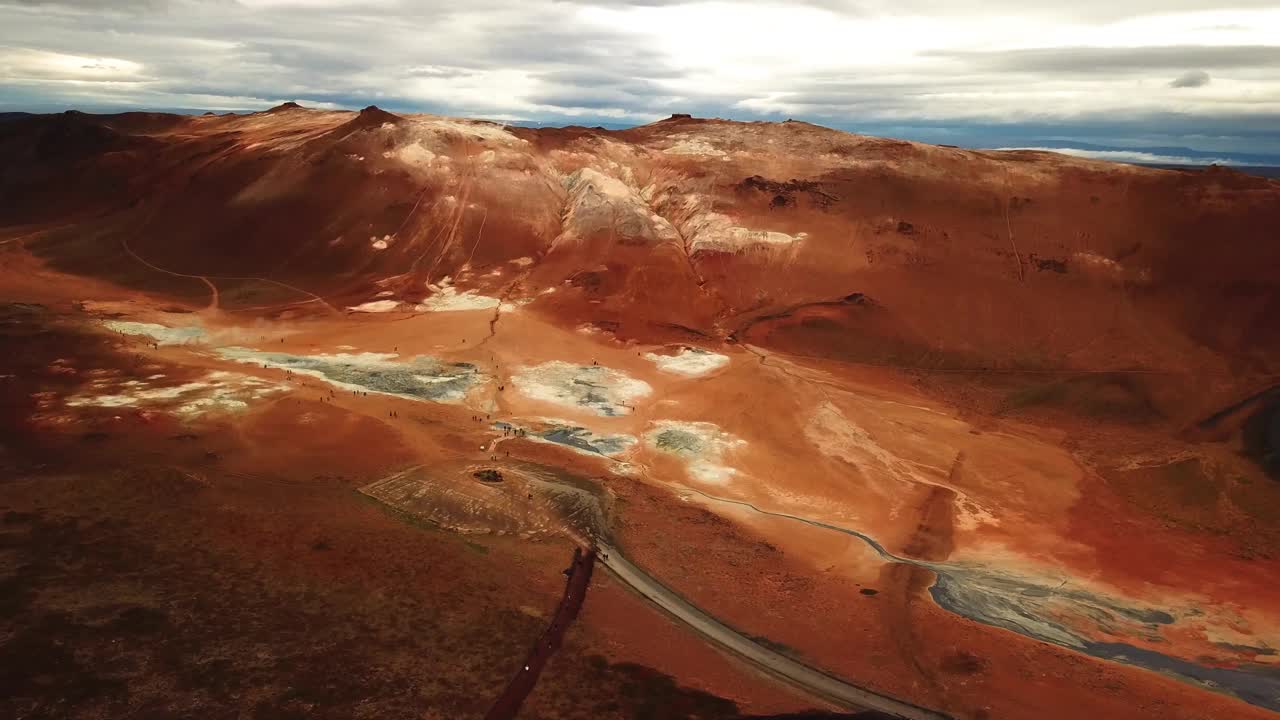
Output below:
[2,106,1278,719]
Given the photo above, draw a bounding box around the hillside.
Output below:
[2,105,1279,720]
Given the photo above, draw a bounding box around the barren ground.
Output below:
[2,107,1278,719]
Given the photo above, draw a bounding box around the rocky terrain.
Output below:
[1,104,1278,719]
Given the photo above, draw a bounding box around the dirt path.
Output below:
[595,540,952,720]
[121,237,220,312]
[120,237,341,315]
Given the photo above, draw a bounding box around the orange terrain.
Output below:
[2,105,1279,720]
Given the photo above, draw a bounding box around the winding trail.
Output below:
[120,237,340,315]
[595,540,951,720]
[121,237,219,312]
[668,486,913,567]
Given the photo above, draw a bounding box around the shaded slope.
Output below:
[2,108,1277,378]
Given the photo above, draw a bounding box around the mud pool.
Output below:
[681,487,1280,711]
[646,420,744,485]
[103,320,206,345]
[64,369,284,417]
[511,361,651,416]
[497,421,635,457]
[217,347,484,402]
[644,346,730,377]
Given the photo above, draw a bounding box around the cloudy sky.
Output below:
[3,0,1280,163]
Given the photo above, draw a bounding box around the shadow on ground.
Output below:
[744,713,899,719]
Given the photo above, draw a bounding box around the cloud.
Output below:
[11,0,165,8]
[0,47,147,82]
[930,45,1280,75]
[1171,69,1212,88]
[994,146,1243,165]
[0,0,1279,164]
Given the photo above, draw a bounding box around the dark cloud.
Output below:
[535,68,679,88]
[525,90,665,111]
[527,69,675,109]
[232,39,374,77]
[1171,69,1211,88]
[773,77,999,106]
[525,66,750,117]
[472,20,681,78]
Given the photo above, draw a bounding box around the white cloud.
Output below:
[0,47,145,82]
[994,146,1245,165]
[0,0,1277,139]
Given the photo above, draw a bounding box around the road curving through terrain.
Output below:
[594,540,953,720]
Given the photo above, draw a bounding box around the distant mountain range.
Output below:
[6,109,1276,179]
[1143,164,1280,179]
[981,139,1280,168]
